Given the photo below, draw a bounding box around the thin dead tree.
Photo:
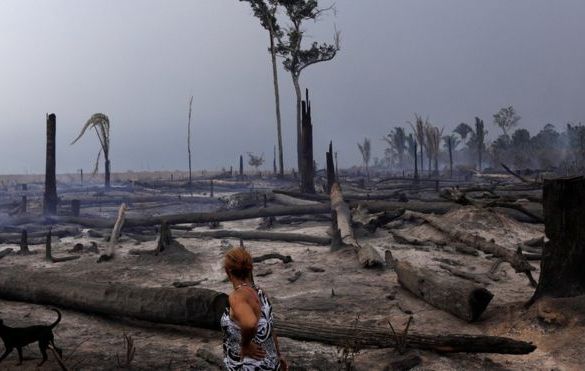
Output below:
[71,113,112,190]
[187,96,194,187]
[409,114,426,178]
[357,138,371,179]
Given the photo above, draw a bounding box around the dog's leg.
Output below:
[50,339,63,358]
[16,347,23,365]
[38,341,49,367]
[0,347,14,363]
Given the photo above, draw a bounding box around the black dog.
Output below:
[0,308,62,366]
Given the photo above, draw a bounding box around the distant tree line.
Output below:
[366,105,585,177]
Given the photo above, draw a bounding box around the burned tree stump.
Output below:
[531,177,585,302]
[44,113,58,215]
[326,141,336,194]
[20,229,30,255]
[300,89,315,194]
[156,221,173,254]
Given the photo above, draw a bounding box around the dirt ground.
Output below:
[0,177,584,370]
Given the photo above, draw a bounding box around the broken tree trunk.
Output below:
[394,259,493,322]
[0,248,13,260]
[274,320,535,354]
[300,90,315,194]
[330,183,383,267]
[531,177,585,303]
[178,230,330,245]
[326,141,336,194]
[19,230,30,254]
[99,203,128,262]
[44,113,58,215]
[0,269,227,330]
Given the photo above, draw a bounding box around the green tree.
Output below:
[276,0,340,175]
[493,106,521,136]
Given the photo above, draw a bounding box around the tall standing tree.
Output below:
[187,96,194,187]
[384,127,407,169]
[240,0,285,177]
[409,114,427,177]
[493,106,520,137]
[443,134,460,178]
[475,117,486,172]
[71,113,111,190]
[276,0,340,180]
[357,138,371,179]
[425,124,443,176]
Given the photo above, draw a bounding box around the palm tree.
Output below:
[383,127,407,168]
[357,138,372,179]
[409,114,426,177]
[443,134,460,178]
[425,124,443,176]
[71,113,111,190]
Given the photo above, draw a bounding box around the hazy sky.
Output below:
[0,0,584,174]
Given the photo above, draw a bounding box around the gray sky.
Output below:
[0,0,584,174]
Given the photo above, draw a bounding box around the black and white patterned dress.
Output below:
[221,285,280,370]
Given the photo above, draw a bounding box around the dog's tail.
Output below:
[49,308,62,329]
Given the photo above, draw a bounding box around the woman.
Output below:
[221,246,287,370]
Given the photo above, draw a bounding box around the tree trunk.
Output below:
[402,211,535,281]
[293,75,302,181]
[187,96,193,186]
[269,31,284,178]
[300,90,315,193]
[414,142,419,183]
[44,113,58,216]
[448,140,453,178]
[326,141,336,194]
[394,259,493,322]
[0,269,227,330]
[274,320,535,354]
[239,155,244,179]
[105,158,111,190]
[330,183,383,267]
[420,144,424,179]
[178,230,331,245]
[531,177,585,302]
[44,204,332,229]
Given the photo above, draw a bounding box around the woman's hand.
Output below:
[241,341,266,360]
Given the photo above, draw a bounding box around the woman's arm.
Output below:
[229,294,266,359]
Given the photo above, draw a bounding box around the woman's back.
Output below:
[221,285,280,370]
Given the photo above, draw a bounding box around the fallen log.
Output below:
[0,269,227,330]
[26,204,331,229]
[501,163,541,185]
[253,253,292,264]
[0,269,536,354]
[177,230,331,246]
[0,248,13,260]
[403,211,536,284]
[394,259,493,322]
[274,320,535,354]
[330,183,383,267]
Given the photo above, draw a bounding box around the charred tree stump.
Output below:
[326,141,336,194]
[394,259,494,322]
[531,177,585,303]
[20,230,30,255]
[239,155,244,179]
[44,113,58,215]
[71,200,81,217]
[105,159,111,190]
[330,209,342,251]
[156,221,173,254]
[300,89,315,194]
[45,229,52,261]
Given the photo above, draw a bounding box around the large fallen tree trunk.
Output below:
[403,211,536,284]
[0,269,535,355]
[394,259,493,322]
[177,230,331,245]
[330,183,383,267]
[8,204,331,229]
[274,320,535,354]
[0,269,227,330]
